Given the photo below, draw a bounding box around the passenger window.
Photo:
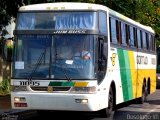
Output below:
[121,22,127,46]
[152,35,155,51]
[142,31,147,50]
[125,24,129,46]
[116,20,122,44]
[148,34,152,50]
[140,30,143,48]
[133,27,137,47]
[129,26,135,47]
[137,29,141,48]
[146,33,149,50]
[110,17,117,44]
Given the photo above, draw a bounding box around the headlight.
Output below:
[70,86,96,94]
[14,97,26,102]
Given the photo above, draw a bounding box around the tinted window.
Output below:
[16,12,97,30]
[110,18,117,44]
[137,29,141,48]
[129,26,135,47]
[99,12,107,34]
[121,22,127,46]
[142,31,147,49]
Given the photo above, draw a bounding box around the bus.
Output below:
[11,2,156,117]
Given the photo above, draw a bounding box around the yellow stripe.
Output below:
[137,69,156,97]
[128,51,137,98]
[74,82,89,87]
[128,51,156,98]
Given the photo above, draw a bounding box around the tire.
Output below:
[106,87,114,117]
[137,83,148,104]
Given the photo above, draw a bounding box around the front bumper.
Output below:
[11,92,107,111]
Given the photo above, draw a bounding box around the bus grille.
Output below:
[30,86,71,92]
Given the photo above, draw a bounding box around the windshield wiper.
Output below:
[55,55,72,81]
[60,65,72,81]
[28,49,46,80]
[54,48,72,81]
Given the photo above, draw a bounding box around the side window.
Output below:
[133,27,137,47]
[129,26,135,47]
[137,29,141,48]
[121,22,127,46]
[140,30,143,48]
[152,35,155,51]
[110,17,117,44]
[116,20,122,44]
[99,12,107,34]
[148,34,152,50]
[142,31,147,50]
[125,24,130,46]
[146,32,149,50]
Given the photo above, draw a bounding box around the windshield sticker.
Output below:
[51,75,54,78]
[65,60,73,64]
[15,61,24,69]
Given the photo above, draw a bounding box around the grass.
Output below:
[0,79,11,96]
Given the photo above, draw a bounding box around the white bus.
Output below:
[11,2,156,117]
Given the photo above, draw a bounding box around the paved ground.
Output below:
[0,95,11,113]
[1,89,160,120]
[0,95,30,120]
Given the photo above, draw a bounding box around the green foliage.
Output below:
[0,29,8,55]
[0,37,2,55]
[0,0,20,30]
[156,40,160,48]
[0,79,11,96]
[103,0,160,48]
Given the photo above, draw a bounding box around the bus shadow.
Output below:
[37,110,107,120]
[147,100,160,105]
[36,99,155,120]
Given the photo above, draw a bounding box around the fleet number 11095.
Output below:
[20,81,40,86]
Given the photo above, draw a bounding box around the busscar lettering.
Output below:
[151,58,156,65]
[137,55,148,65]
[20,81,40,86]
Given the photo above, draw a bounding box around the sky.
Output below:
[4,19,15,39]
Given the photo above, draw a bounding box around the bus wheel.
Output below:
[106,87,114,117]
[137,83,148,104]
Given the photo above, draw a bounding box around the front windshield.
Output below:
[13,35,96,79]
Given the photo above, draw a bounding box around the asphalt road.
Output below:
[1,89,160,120]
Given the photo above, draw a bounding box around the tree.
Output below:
[0,0,21,30]
[0,0,160,46]
[102,0,160,47]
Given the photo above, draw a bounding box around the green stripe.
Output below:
[118,49,133,101]
[49,81,75,87]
